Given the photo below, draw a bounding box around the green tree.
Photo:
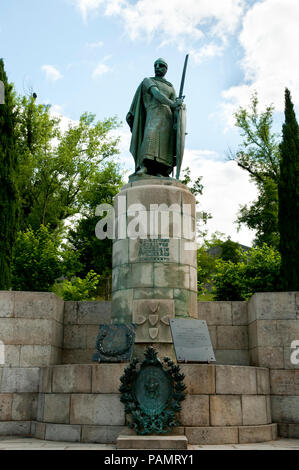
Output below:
[12,225,61,291]
[53,270,101,301]
[12,224,83,292]
[237,179,279,247]
[213,244,281,301]
[68,161,124,297]
[14,95,61,230]
[0,59,19,289]
[181,166,212,238]
[181,166,203,196]
[14,96,120,231]
[208,236,243,264]
[230,92,280,247]
[197,246,216,289]
[278,89,299,290]
[197,235,244,297]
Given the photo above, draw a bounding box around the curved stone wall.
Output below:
[29,363,276,445]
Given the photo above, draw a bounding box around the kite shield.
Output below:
[175,103,187,180]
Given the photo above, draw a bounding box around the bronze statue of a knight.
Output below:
[126,57,188,179]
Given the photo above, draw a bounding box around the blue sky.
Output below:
[1,0,298,245]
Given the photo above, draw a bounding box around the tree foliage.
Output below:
[231,92,280,247]
[68,161,123,287]
[278,89,299,290]
[233,92,280,182]
[197,235,244,293]
[12,225,62,291]
[14,97,120,231]
[213,244,281,301]
[53,270,101,301]
[7,90,124,295]
[0,59,19,289]
[181,166,212,238]
[181,166,203,196]
[237,178,279,247]
[12,224,84,292]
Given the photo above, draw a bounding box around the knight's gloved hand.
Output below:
[172,98,184,108]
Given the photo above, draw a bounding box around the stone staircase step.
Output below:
[116,434,188,450]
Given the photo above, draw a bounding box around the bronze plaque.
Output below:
[120,347,186,434]
[93,324,136,362]
[170,319,216,362]
[133,365,173,417]
[139,239,170,262]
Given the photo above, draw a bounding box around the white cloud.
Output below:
[51,107,78,133]
[105,0,126,15]
[41,65,63,82]
[92,62,111,78]
[190,43,224,64]
[116,125,258,246]
[182,149,258,246]
[71,0,104,22]
[72,0,245,60]
[86,40,104,48]
[223,0,299,116]
[107,0,245,43]
[110,125,133,176]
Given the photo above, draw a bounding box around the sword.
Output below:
[172,55,189,178]
[179,54,189,100]
[173,54,189,179]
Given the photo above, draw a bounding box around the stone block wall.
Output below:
[33,363,275,445]
[62,299,250,366]
[62,301,111,364]
[0,292,64,367]
[0,367,39,436]
[35,363,127,442]
[198,301,249,365]
[0,291,298,439]
[248,292,299,437]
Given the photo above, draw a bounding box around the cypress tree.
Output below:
[278,88,299,290]
[0,59,19,289]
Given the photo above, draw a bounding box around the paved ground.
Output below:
[0,437,298,450]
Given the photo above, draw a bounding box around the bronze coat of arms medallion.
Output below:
[119,346,186,435]
[134,365,172,417]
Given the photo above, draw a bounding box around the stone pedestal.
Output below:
[111,177,198,358]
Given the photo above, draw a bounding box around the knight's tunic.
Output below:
[127,77,176,172]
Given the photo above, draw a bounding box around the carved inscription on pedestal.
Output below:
[139,239,170,262]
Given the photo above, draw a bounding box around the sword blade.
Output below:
[179,54,189,98]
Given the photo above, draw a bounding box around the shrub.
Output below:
[53,270,101,301]
[213,244,281,301]
[12,225,61,291]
